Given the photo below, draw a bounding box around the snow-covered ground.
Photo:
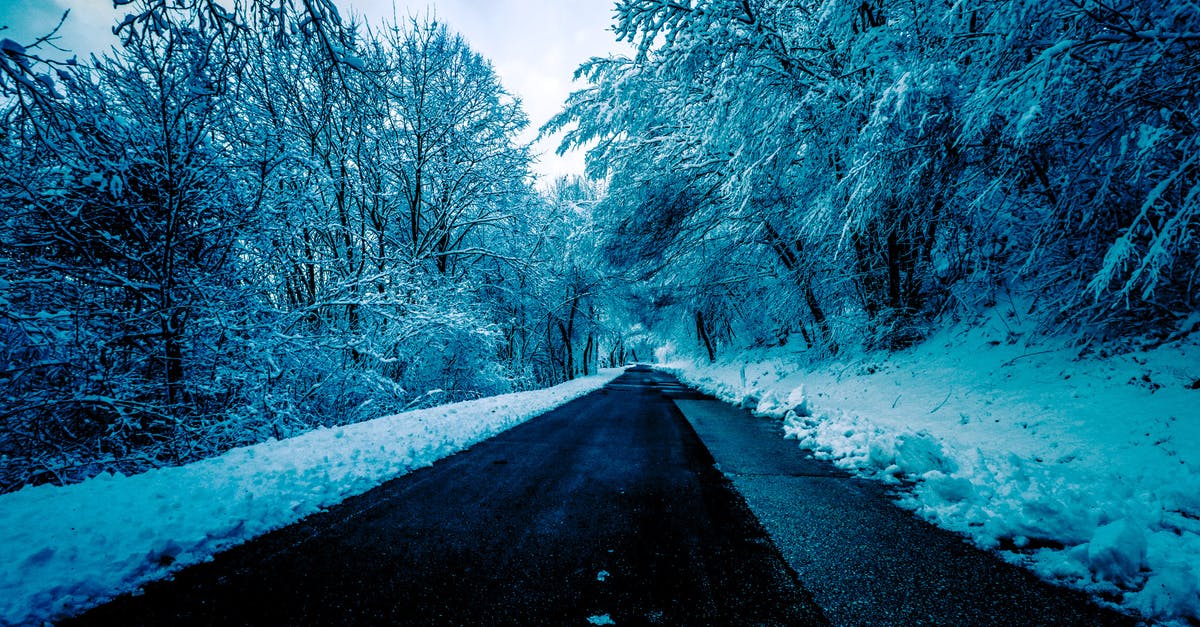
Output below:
[663,315,1200,625]
[0,370,621,626]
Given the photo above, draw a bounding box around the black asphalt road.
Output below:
[67,368,826,626]
[67,368,1138,626]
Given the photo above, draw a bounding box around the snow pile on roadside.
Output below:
[0,370,622,626]
[662,321,1200,625]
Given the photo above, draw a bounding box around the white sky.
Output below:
[0,0,628,182]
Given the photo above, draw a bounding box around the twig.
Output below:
[929,390,952,414]
[1002,350,1056,367]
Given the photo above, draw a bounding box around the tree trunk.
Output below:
[887,229,902,310]
[853,231,882,320]
[582,334,594,376]
[695,310,716,362]
[163,312,184,407]
[558,320,574,380]
[763,220,837,354]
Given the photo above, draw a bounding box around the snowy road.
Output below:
[65,368,1135,625]
[64,368,823,625]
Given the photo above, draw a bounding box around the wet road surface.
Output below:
[68,368,824,626]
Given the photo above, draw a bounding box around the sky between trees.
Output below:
[0,0,628,182]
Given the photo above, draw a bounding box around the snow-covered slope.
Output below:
[0,370,621,626]
[663,321,1200,625]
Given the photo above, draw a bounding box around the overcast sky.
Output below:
[0,0,627,181]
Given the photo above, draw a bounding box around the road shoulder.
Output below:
[668,390,1138,626]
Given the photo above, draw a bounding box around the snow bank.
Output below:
[663,322,1200,625]
[0,370,621,625]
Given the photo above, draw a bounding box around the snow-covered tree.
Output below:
[1,8,257,484]
[553,0,1200,360]
[0,5,565,490]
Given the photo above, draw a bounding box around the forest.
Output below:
[551,0,1200,359]
[2,0,1198,492]
[0,0,619,491]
